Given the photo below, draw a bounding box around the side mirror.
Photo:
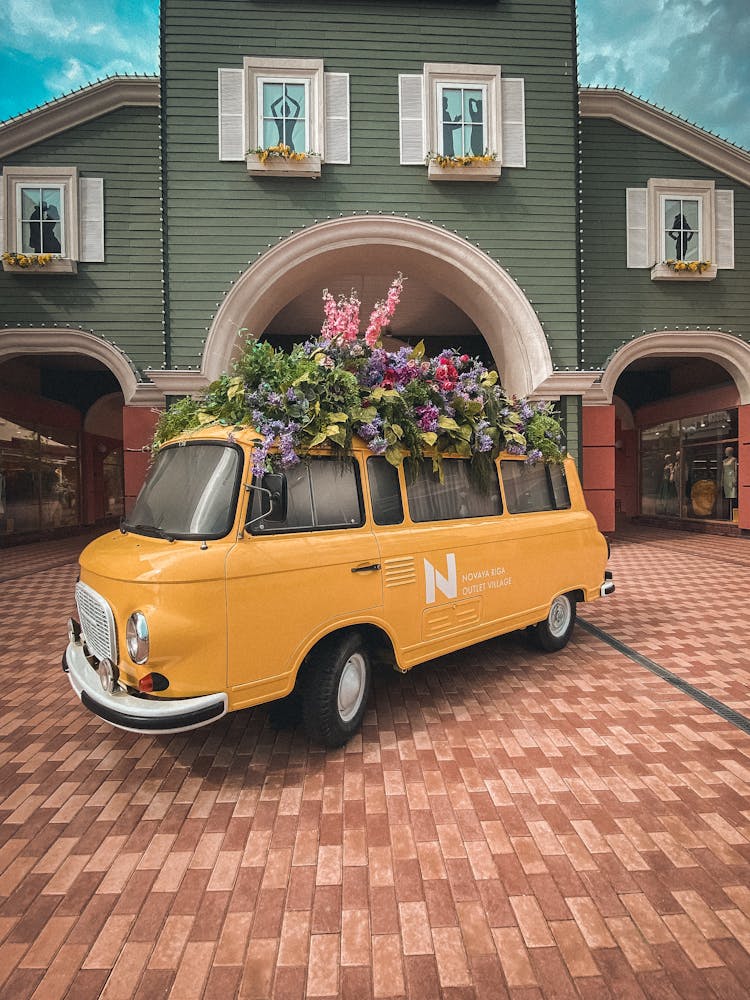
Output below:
[245,473,288,529]
[263,473,288,521]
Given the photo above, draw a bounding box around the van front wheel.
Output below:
[303,633,371,747]
[533,593,576,652]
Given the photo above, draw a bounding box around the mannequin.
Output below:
[722,446,738,519]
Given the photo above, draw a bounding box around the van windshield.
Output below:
[123,442,243,540]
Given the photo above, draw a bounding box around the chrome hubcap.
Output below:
[337,652,367,723]
[548,596,572,638]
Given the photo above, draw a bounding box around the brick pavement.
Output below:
[0,524,749,999]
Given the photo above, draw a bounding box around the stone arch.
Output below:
[0,327,142,403]
[589,330,750,405]
[203,216,552,397]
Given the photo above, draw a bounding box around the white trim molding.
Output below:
[0,77,159,159]
[145,370,211,398]
[0,327,162,406]
[530,371,604,400]
[202,216,553,398]
[579,89,750,188]
[584,330,750,406]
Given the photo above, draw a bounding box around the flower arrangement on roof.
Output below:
[2,251,53,268]
[250,143,310,163]
[426,151,497,168]
[153,274,566,481]
[665,259,711,273]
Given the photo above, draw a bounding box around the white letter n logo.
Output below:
[424,553,457,604]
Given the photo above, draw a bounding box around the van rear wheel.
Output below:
[533,593,576,652]
[302,632,371,748]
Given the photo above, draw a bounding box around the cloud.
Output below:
[577,0,750,148]
[0,0,158,115]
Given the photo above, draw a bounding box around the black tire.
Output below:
[302,632,371,748]
[532,593,576,652]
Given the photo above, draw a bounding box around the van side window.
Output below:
[501,460,571,514]
[406,458,502,522]
[367,457,404,525]
[250,457,364,533]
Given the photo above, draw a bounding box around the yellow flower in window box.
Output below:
[426,151,497,169]
[251,143,310,164]
[2,251,53,268]
[665,259,711,274]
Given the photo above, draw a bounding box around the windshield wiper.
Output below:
[120,522,176,542]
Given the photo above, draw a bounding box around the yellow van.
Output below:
[63,427,613,746]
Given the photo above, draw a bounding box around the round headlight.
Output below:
[126,612,150,664]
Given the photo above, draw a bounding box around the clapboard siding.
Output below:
[580,118,750,367]
[1,106,164,369]
[163,0,579,370]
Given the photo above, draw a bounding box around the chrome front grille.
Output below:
[75,581,117,664]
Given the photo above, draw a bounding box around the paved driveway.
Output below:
[1,525,749,999]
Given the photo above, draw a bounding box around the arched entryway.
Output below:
[583,331,750,533]
[203,216,553,398]
[0,328,156,543]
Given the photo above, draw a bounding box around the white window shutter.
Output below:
[626,188,649,268]
[218,68,246,161]
[501,78,526,168]
[79,177,104,262]
[0,186,5,254]
[715,189,734,269]
[324,72,350,164]
[399,74,424,165]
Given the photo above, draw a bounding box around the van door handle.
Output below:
[351,563,381,573]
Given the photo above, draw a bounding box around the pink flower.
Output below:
[364,273,404,347]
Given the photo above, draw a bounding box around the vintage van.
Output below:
[63,427,613,746]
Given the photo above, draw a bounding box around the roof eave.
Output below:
[0,76,159,159]
[579,88,750,188]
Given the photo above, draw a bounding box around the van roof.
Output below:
[166,425,568,463]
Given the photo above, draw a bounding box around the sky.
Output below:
[1,0,749,150]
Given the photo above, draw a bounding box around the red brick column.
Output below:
[123,406,160,514]
[582,404,616,532]
[739,403,750,530]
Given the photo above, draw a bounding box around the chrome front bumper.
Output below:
[63,639,228,735]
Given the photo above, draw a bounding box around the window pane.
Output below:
[21,187,41,218]
[309,459,362,527]
[665,197,699,261]
[129,444,241,538]
[367,457,403,525]
[501,461,555,513]
[262,80,306,152]
[407,459,501,522]
[441,87,463,157]
[548,464,571,509]
[251,458,363,534]
[22,222,43,254]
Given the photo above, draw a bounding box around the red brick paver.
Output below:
[1,524,749,998]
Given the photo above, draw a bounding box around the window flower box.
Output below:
[426,152,500,183]
[651,259,717,281]
[2,252,77,275]
[246,145,321,178]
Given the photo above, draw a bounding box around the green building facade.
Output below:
[1,1,750,541]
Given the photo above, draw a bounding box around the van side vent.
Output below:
[383,557,417,588]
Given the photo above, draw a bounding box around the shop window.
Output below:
[0,416,79,536]
[625,178,734,280]
[1,166,104,273]
[406,458,502,522]
[640,410,738,522]
[398,63,526,179]
[218,59,350,175]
